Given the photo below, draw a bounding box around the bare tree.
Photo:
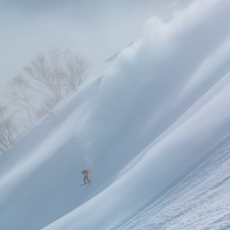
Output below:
[6,47,88,136]
[0,105,18,153]
[65,55,88,92]
[23,48,88,116]
[3,47,88,153]
[36,97,58,118]
[24,48,67,106]
[8,75,37,126]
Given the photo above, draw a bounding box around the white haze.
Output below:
[3,0,230,229]
[0,0,191,104]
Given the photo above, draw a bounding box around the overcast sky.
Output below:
[0,0,189,105]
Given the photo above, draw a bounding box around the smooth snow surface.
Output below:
[1,0,230,229]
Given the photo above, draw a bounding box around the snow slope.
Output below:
[117,136,230,230]
[114,132,230,229]
[1,0,230,229]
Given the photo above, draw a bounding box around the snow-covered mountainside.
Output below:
[1,0,230,229]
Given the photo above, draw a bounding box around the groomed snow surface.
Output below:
[1,0,230,229]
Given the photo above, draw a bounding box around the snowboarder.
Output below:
[81,170,90,184]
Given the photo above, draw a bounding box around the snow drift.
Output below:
[1,0,230,229]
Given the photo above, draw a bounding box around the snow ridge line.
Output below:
[153,71,230,148]
[110,133,230,230]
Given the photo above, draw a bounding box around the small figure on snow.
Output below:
[81,170,90,184]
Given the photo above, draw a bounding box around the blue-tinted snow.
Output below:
[1,0,230,230]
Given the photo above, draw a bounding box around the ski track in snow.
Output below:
[113,136,230,230]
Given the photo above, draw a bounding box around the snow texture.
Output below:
[1,0,230,229]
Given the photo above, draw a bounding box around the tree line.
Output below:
[0,48,88,153]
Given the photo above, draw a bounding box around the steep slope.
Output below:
[114,132,230,229]
[1,0,230,230]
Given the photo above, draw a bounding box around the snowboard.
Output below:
[80,181,90,186]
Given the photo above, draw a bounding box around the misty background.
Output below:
[0,0,192,144]
[1,0,190,104]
